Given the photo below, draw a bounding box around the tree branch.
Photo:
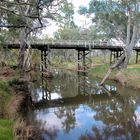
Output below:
[0,5,38,19]
[0,25,26,28]
[2,0,35,7]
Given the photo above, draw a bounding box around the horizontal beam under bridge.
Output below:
[5,43,140,51]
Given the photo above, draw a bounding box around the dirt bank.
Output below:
[0,67,41,140]
[88,64,140,90]
[110,73,140,90]
[8,78,41,140]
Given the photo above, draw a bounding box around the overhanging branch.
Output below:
[0,25,26,28]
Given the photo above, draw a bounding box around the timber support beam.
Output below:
[110,50,124,64]
[77,49,92,73]
[40,46,51,72]
[136,50,140,64]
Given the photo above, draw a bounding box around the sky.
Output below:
[42,0,91,37]
[71,0,89,11]
[72,0,91,26]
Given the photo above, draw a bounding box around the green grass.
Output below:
[90,64,110,77]
[51,60,77,70]
[0,79,16,140]
[0,119,13,140]
[89,61,140,89]
[90,63,140,75]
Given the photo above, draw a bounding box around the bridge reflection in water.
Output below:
[32,71,117,108]
[29,70,140,140]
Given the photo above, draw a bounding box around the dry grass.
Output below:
[13,118,41,140]
[0,67,18,139]
[0,67,41,140]
[0,67,17,80]
[5,94,24,119]
[112,69,140,89]
[128,64,140,69]
[89,63,140,89]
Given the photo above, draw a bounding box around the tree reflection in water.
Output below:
[79,95,140,140]
[30,70,140,140]
[54,106,77,133]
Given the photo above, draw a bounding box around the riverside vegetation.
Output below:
[0,77,15,139]
[0,66,42,140]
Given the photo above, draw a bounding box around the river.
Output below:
[27,69,140,140]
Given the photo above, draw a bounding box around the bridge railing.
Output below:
[31,40,110,46]
[7,40,128,47]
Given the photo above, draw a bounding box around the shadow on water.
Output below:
[27,69,140,140]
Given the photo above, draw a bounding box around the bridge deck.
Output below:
[5,43,140,51]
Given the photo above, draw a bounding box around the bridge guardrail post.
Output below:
[136,50,140,63]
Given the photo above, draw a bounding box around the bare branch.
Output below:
[0,5,38,19]
[0,25,26,28]
[2,0,35,7]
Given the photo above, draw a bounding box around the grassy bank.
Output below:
[0,67,39,140]
[0,68,18,140]
[0,119,13,140]
[52,61,77,71]
[0,80,14,140]
[89,64,140,89]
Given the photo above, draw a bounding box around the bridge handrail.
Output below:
[31,40,110,46]
[6,40,135,47]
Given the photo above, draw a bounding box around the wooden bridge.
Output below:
[6,40,140,72]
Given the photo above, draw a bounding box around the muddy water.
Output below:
[29,69,140,140]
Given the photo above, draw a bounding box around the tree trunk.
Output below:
[18,4,32,76]
[24,43,32,70]
[100,55,125,85]
[18,28,27,76]
[100,25,137,85]
[123,25,137,68]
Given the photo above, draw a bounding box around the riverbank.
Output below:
[52,61,140,90]
[0,68,16,140]
[0,67,42,140]
[89,64,140,89]
[0,67,27,140]
[0,119,13,139]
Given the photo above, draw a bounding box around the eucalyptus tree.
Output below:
[57,1,75,28]
[0,0,66,75]
[79,0,140,84]
[51,1,78,63]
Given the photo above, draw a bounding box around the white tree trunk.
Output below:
[18,28,27,75]
[18,3,32,75]
[100,13,137,85]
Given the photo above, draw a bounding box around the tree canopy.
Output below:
[78,0,140,84]
[79,0,140,43]
[0,0,69,74]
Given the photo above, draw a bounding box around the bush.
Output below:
[8,78,18,87]
[0,81,9,92]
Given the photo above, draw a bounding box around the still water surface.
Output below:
[30,69,140,140]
